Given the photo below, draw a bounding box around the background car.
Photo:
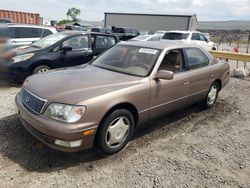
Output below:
[0,18,13,24]
[6,24,57,49]
[112,27,139,41]
[91,27,113,34]
[16,41,230,155]
[155,30,168,35]
[139,30,154,35]
[10,31,119,83]
[130,34,164,41]
[162,30,217,51]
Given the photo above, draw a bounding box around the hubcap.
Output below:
[105,116,130,148]
[207,85,217,105]
[38,68,49,73]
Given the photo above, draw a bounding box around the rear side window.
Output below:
[95,35,116,49]
[11,27,43,38]
[185,48,210,69]
[163,33,189,40]
[191,33,200,40]
[42,29,53,37]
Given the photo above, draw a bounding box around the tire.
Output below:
[201,82,219,109]
[32,65,51,75]
[96,109,135,155]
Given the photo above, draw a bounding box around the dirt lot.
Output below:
[0,77,249,188]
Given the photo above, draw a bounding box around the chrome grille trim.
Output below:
[20,88,47,114]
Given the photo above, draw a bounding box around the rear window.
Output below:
[163,33,189,40]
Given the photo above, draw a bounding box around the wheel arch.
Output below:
[214,79,222,91]
[100,102,139,127]
[30,60,54,75]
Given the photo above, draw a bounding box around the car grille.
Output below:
[20,88,47,114]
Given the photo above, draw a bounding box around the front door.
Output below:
[61,35,93,67]
[149,49,190,119]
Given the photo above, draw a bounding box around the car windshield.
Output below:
[163,33,189,40]
[92,45,160,77]
[32,33,67,49]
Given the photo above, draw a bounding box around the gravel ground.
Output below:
[0,77,249,188]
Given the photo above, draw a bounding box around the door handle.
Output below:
[210,74,215,78]
[184,81,190,85]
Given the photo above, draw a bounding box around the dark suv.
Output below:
[112,27,139,41]
[9,31,119,83]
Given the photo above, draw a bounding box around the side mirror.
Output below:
[156,70,174,80]
[62,46,72,54]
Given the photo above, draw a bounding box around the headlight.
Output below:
[45,103,86,123]
[12,53,34,63]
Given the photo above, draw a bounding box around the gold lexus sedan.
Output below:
[15,41,230,154]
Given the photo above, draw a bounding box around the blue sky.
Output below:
[1,0,250,21]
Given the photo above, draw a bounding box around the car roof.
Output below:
[166,30,201,34]
[60,30,116,36]
[119,41,195,50]
[7,23,55,30]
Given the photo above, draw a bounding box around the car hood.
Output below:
[12,45,41,56]
[23,65,143,104]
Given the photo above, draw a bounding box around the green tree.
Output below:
[57,19,71,26]
[66,7,81,22]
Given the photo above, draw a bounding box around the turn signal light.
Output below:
[83,129,95,136]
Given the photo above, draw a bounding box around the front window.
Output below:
[163,33,189,40]
[62,35,89,50]
[92,45,160,77]
[32,33,67,49]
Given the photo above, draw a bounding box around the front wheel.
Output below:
[96,109,135,155]
[32,65,51,75]
[201,82,219,108]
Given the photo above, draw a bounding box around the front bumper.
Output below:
[15,94,97,152]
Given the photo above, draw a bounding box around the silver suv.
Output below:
[7,24,57,49]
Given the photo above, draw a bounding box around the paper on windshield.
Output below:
[139,48,158,55]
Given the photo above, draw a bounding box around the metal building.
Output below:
[104,12,197,32]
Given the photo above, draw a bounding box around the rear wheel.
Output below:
[32,65,51,75]
[96,109,135,155]
[201,82,219,108]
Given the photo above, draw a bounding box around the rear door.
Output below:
[61,35,93,67]
[92,34,117,56]
[183,47,214,102]
[191,33,210,50]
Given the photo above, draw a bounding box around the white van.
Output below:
[7,24,57,49]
